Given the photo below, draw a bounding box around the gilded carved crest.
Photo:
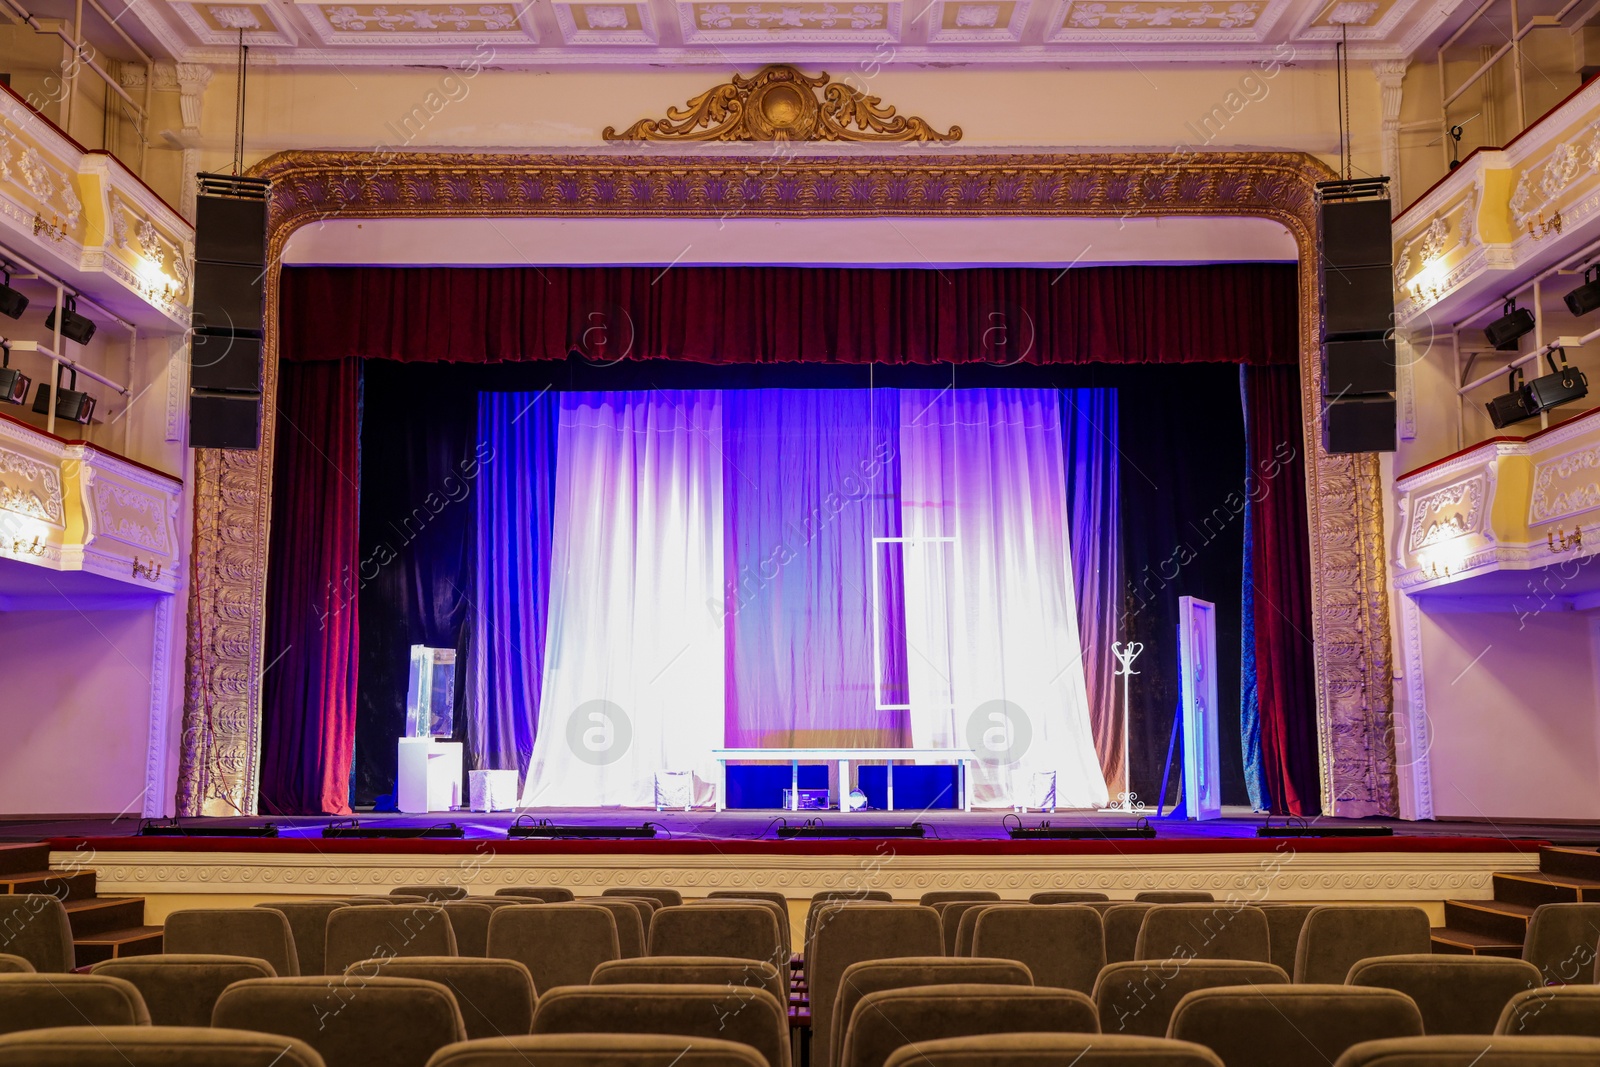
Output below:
[602,64,961,143]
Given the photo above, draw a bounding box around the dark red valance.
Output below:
[279,263,1300,366]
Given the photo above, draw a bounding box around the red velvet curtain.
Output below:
[278,264,1300,366]
[1244,364,1321,815]
[263,263,1313,815]
[260,358,363,817]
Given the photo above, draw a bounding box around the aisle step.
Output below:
[0,869,95,900]
[1443,899,1534,943]
[1430,928,1523,957]
[0,844,51,878]
[72,926,163,967]
[1540,847,1600,882]
[1493,871,1600,907]
[65,897,147,937]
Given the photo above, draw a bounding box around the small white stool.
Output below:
[654,770,693,811]
[469,769,519,812]
[1018,771,1058,813]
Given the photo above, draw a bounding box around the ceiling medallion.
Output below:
[602,64,961,143]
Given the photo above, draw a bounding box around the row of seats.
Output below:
[7,1026,1600,1067]
[5,956,1600,1067]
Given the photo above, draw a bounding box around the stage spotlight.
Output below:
[774,819,926,839]
[44,295,96,346]
[1255,817,1393,839]
[1566,267,1600,317]
[1486,368,1535,429]
[32,368,95,424]
[1525,348,1589,414]
[0,269,27,320]
[138,818,279,837]
[508,818,659,839]
[1485,298,1535,352]
[0,344,29,406]
[1004,817,1157,840]
[321,820,465,839]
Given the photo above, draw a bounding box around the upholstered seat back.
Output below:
[163,908,300,977]
[838,983,1099,1067]
[828,956,1033,1056]
[346,955,536,1040]
[0,973,149,1034]
[880,1032,1223,1067]
[1348,954,1542,1035]
[487,903,620,993]
[532,982,791,1067]
[970,905,1104,994]
[1293,906,1433,984]
[1093,959,1289,1038]
[1168,984,1424,1067]
[213,975,466,1067]
[650,903,783,965]
[1496,986,1600,1038]
[323,904,457,975]
[1134,904,1271,963]
[1523,904,1600,986]
[256,900,347,976]
[806,904,942,1067]
[0,896,74,974]
[0,1025,328,1066]
[92,954,276,1027]
[424,1033,770,1067]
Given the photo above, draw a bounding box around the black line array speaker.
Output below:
[1318,179,1397,454]
[190,173,269,449]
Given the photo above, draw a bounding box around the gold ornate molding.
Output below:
[180,149,1396,819]
[601,65,960,143]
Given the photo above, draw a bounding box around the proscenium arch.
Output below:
[177,149,1396,819]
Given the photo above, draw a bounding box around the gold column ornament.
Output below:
[602,65,960,143]
[181,150,1396,819]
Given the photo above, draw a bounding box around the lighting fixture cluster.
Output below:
[1488,348,1590,429]
[0,265,99,422]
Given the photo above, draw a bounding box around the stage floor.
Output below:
[6,807,1585,913]
[3,805,1597,845]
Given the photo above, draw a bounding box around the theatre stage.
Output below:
[15,809,1585,918]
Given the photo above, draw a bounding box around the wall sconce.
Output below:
[9,536,45,557]
[32,214,66,242]
[132,556,164,581]
[1528,211,1564,240]
[1424,560,1451,580]
[1548,526,1584,553]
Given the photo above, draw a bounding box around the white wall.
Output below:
[0,607,160,816]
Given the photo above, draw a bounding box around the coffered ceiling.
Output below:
[8,0,1496,67]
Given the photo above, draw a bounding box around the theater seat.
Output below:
[684,897,793,957]
[1102,904,1153,964]
[1029,891,1111,904]
[1257,903,1317,974]
[837,984,1099,1067]
[91,954,277,1027]
[1347,955,1542,1035]
[1496,986,1600,1037]
[1522,904,1600,986]
[1094,959,1289,1037]
[880,1032,1223,1067]
[0,973,149,1033]
[532,983,790,1067]
[1333,1035,1600,1066]
[650,903,783,964]
[1135,892,1215,904]
[488,903,619,993]
[806,904,942,1067]
[323,905,458,974]
[1293,906,1433,984]
[942,901,1002,956]
[493,887,572,902]
[424,1033,769,1067]
[970,905,1103,993]
[602,887,684,908]
[1167,985,1424,1067]
[574,898,647,958]
[918,891,1001,907]
[440,901,496,958]
[345,956,536,1040]
[593,955,786,1011]
[391,885,469,901]
[1134,904,1271,963]
[256,901,347,976]
[828,957,1033,1056]
[0,1026,327,1067]
[213,975,466,1067]
[0,896,75,973]
[163,908,299,977]
[0,954,35,974]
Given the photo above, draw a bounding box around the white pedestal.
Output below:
[398,738,463,813]
[469,769,519,812]
[654,770,693,811]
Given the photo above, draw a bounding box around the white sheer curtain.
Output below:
[520,391,725,807]
[899,389,1109,809]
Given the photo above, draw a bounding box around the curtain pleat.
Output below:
[279,265,1300,367]
[1243,364,1321,816]
[260,358,363,816]
[1063,389,1125,801]
[471,391,559,778]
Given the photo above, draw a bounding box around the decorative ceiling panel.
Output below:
[552,1,660,43]
[927,0,1029,43]
[169,2,300,46]
[296,3,539,44]
[677,1,902,44]
[1047,0,1293,41]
